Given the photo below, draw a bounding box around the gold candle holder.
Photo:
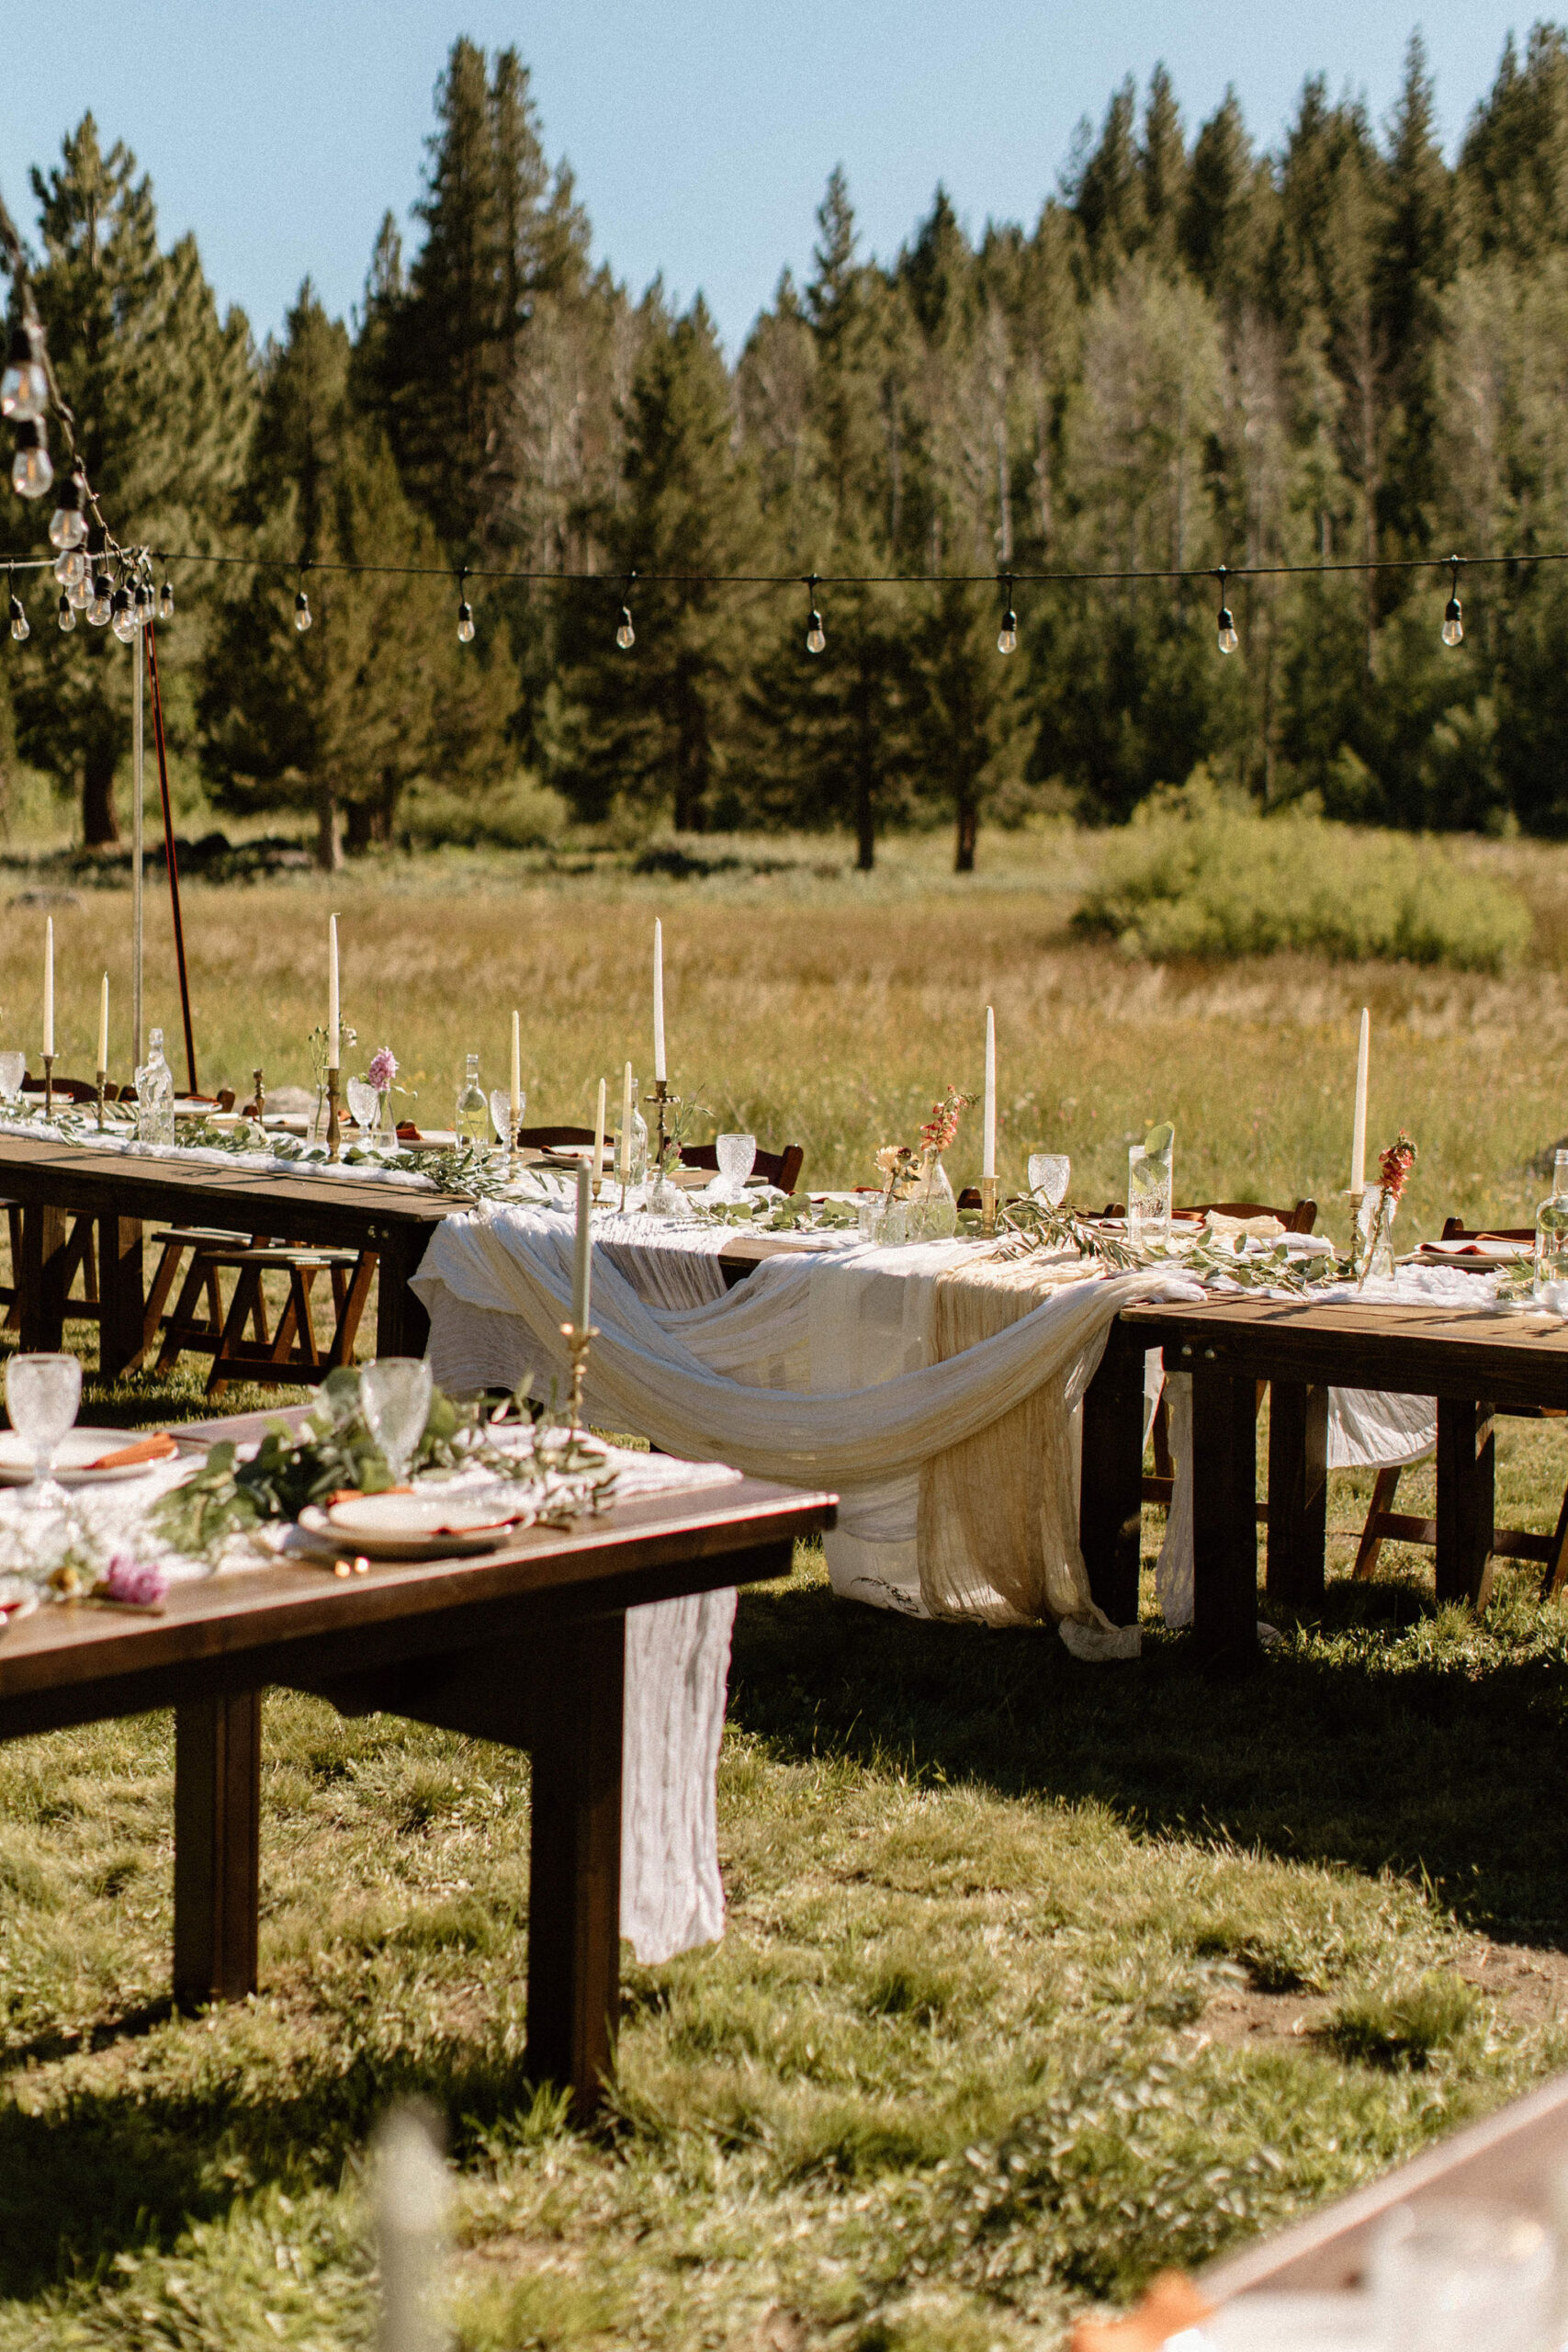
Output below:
[95,1069,107,1131]
[649,1074,670,1170]
[42,1053,53,1122]
[253,1066,265,1124]
[978,1174,999,1237]
[326,1067,342,1161]
[558,1320,598,1430]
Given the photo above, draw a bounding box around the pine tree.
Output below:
[10,115,254,846]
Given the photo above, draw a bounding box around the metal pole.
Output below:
[131,628,144,1070]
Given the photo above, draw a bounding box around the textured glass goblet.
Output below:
[715,1132,757,1199]
[346,1077,380,1136]
[1028,1152,1070,1209]
[490,1089,523,1147]
[0,1049,25,1107]
[359,1358,434,1487]
[6,1351,82,1510]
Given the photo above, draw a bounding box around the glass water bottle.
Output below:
[134,1028,175,1146]
[455,1053,490,1151]
[1535,1149,1568,1297]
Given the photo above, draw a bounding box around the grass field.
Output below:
[2,834,1568,2348]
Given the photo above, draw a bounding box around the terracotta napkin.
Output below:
[1070,2271,1213,2351]
[85,1432,178,1471]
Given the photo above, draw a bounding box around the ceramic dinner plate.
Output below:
[314,1493,520,1560]
[0,1430,169,1486]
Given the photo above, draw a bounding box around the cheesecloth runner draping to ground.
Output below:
[0,1443,739,1965]
[1152,1264,1481,1627]
[413,1204,1204,1656]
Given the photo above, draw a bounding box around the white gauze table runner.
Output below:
[413,1204,1204,1655]
[0,1444,739,1966]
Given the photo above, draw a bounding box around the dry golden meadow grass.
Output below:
[3,832,1568,2349]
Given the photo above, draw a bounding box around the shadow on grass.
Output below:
[728,1569,1568,1948]
[0,2029,545,2298]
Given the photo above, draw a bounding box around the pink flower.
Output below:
[1378,1131,1417,1202]
[102,1554,168,1608]
[367,1047,398,1093]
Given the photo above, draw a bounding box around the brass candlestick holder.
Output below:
[325,1067,342,1161]
[558,1319,598,1430]
[649,1075,670,1170]
[42,1053,53,1121]
[95,1068,107,1131]
[252,1066,265,1124]
[978,1175,999,1237]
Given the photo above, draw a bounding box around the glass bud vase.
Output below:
[906,1155,957,1242]
[1535,1148,1568,1299]
[1358,1185,1399,1283]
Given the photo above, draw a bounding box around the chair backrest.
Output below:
[518,1125,599,1150]
[21,1071,100,1102]
[1439,1216,1533,1243]
[680,1141,806,1194]
[1099,1196,1317,1233]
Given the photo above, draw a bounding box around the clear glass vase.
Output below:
[906,1155,957,1241]
[1358,1185,1398,1283]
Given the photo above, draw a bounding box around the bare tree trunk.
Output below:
[315,785,342,872]
[83,748,119,849]
[954,791,977,875]
[854,671,875,872]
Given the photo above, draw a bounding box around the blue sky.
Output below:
[0,4,1541,355]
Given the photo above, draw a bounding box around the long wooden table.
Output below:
[0,1476,835,2116]
[1091,1293,1568,1670]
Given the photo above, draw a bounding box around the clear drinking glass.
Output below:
[6,1351,82,1510]
[1128,1139,1174,1250]
[490,1089,522,1147]
[346,1076,380,1137]
[1028,1152,1070,1209]
[359,1358,434,1486]
[0,1049,24,1107]
[716,1132,757,1198]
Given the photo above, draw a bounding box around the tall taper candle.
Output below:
[982,1006,997,1181]
[43,919,53,1059]
[1350,1007,1370,1194]
[510,1010,522,1134]
[653,919,667,1081]
[327,914,341,1071]
[572,1163,592,1334]
[620,1060,634,1180]
[592,1076,607,1181]
[97,971,108,1072]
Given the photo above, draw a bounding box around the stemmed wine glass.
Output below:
[0,1050,25,1111]
[714,1132,757,1201]
[1028,1152,1070,1210]
[6,1352,83,1511]
[346,1076,381,1140]
[490,1090,523,1151]
[359,1358,434,1487]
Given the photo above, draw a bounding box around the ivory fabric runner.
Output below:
[0,1443,742,1965]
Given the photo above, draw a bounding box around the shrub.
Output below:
[401,772,570,851]
[1325,1972,1478,2069]
[1073,777,1532,971]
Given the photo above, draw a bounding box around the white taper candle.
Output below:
[510,1009,521,1132]
[1350,1007,1370,1194]
[572,1163,592,1334]
[592,1076,606,1178]
[43,919,53,1059]
[653,919,666,1081]
[620,1059,634,1181]
[98,971,108,1071]
[327,914,340,1071]
[982,1005,997,1180]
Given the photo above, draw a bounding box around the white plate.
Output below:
[316,1493,519,1560]
[0,1429,171,1486]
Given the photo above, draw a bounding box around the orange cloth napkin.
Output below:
[86,1432,178,1471]
[1071,2273,1213,2352]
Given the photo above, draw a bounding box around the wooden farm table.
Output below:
[1093,1293,1568,1669]
[0,1475,834,2117]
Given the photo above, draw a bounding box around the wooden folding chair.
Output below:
[519,1127,806,1193]
[1351,1217,1568,1599]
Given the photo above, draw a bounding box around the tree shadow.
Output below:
[728,1573,1568,1950]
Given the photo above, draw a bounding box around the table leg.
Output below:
[525,1612,625,2120]
[174,1690,262,2006]
[1079,1319,1147,1625]
[96,1216,144,1378]
[1436,1397,1495,1607]
[1191,1362,1261,1673]
[1265,1380,1328,1609]
[375,1227,432,1359]
[17,1204,68,1352]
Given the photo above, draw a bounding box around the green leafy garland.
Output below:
[150,1367,615,1557]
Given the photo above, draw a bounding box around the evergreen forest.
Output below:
[9,27,1568,867]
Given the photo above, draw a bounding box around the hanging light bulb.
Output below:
[457,570,475,642]
[805,574,826,655]
[134,579,154,629]
[86,571,113,627]
[68,571,91,611]
[8,582,28,643]
[110,585,138,643]
[53,546,85,588]
[1215,565,1239,656]
[295,570,312,632]
[10,420,53,499]
[997,574,1018,656]
[56,589,74,633]
[615,570,637,650]
[47,470,86,550]
[0,321,49,422]
[157,576,175,621]
[1442,557,1463,649]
